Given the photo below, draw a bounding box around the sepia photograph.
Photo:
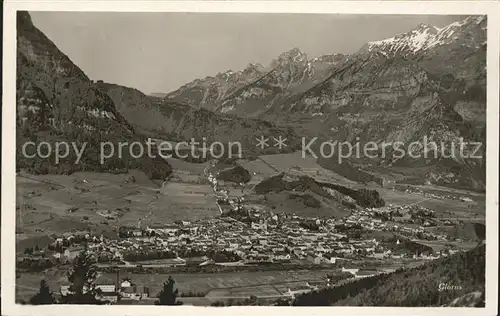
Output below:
[2,1,499,315]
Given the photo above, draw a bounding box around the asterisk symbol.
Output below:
[273,136,287,150]
[256,136,269,149]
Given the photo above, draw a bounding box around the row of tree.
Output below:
[17,258,54,271]
[122,250,177,262]
[17,129,173,180]
[23,245,41,254]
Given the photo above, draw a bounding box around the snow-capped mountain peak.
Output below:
[366,15,486,56]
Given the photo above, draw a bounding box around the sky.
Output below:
[29,12,468,94]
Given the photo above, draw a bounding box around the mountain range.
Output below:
[164,15,486,190]
[16,12,486,190]
[16,11,171,178]
[166,16,485,117]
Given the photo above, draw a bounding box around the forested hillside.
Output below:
[292,244,485,306]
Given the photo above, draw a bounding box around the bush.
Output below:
[290,193,321,208]
[299,221,320,231]
[210,250,242,263]
[180,291,206,297]
[464,85,486,102]
[291,245,485,306]
[217,165,251,184]
[354,189,385,208]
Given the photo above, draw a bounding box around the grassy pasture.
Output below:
[16,268,338,302]
[15,165,219,247]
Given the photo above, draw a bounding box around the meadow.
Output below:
[16,268,341,302]
[15,150,485,253]
[15,160,219,251]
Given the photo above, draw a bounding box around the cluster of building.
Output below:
[60,278,149,304]
[21,163,467,272]
[16,157,481,307]
[364,204,451,240]
[26,171,461,269]
[40,204,451,269]
[402,186,474,202]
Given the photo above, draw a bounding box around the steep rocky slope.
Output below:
[363,17,486,58]
[96,82,302,156]
[288,16,486,189]
[166,49,347,117]
[16,11,171,178]
[16,12,132,138]
[17,11,485,189]
[164,16,485,124]
[166,63,267,112]
[164,16,486,190]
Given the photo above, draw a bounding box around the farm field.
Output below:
[413,239,479,252]
[237,152,484,223]
[377,186,485,222]
[15,159,220,251]
[16,268,342,302]
[238,152,358,187]
[252,191,351,219]
[15,149,485,252]
[104,269,337,296]
[164,157,209,175]
[15,152,485,305]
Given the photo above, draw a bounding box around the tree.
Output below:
[242,295,258,306]
[156,276,182,305]
[29,280,56,305]
[62,247,102,304]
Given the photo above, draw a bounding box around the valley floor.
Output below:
[15,153,485,306]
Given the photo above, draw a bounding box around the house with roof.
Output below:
[271,246,286,253]
[368,252,386,259]
[60,284,95,297]
[121,279,132,288]
[60,285,73,296]
[272,252,291,261]
[147,224,179,235]
[96,290,119,303]
[131,230,143,237]
[251,221,268,231]
[325,255,345,264]
[336,246,353,254]
[244,254,272,264]
[216,239,227,247]
[96,284,116,293]
[64,247,84,260]
[121,285,150,300]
